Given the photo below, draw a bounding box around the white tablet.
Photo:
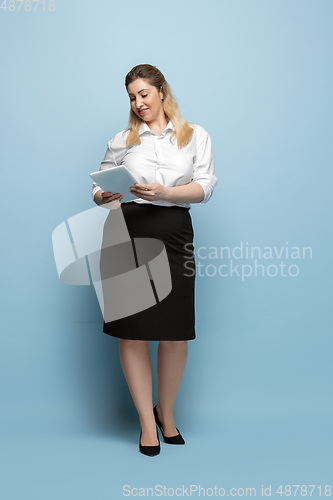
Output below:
[90,166,140,203]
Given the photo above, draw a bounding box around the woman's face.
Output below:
[127,78,164,123]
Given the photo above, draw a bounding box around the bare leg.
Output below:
[118,339,159,446]
[156,340,188,436]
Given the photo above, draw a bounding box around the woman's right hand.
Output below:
[101,191,123,204]
[93,190,123,208]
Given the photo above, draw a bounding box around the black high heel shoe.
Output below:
[139,428,160,457]
[153,406,185,445]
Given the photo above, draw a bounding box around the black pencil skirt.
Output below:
[100,201,196,341]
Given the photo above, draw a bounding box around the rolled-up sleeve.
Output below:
[191,127,218,204]
[91,131,128,200]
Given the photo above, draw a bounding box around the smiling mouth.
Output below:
[139,109,148,114]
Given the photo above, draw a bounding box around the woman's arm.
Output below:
[130,127,217,205]
[163,182,205,204]
[92,131,128,204]
[130,182,205,204]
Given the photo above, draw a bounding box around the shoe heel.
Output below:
[139,429,161,457]
[153,406,185,445]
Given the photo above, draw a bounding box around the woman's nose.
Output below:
[136,97,143,109]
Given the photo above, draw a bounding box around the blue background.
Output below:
[1,0,332,498]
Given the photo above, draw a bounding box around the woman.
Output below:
[92,64,217,456]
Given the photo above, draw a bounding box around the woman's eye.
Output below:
[130,94,148,101]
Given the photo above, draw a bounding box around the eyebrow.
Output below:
[128,89,149,96]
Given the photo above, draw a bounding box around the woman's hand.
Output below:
[130,183,168,202]
[93,190,123,209]
[101,191,123,204]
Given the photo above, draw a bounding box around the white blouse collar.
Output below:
[139,120,174,136]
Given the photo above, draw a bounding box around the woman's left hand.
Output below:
[130,183,168,202]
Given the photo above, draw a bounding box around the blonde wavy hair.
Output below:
[123,64,194,150]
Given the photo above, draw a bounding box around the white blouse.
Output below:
[91,120,218,208]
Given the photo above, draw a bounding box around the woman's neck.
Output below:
[145,113,169,136]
